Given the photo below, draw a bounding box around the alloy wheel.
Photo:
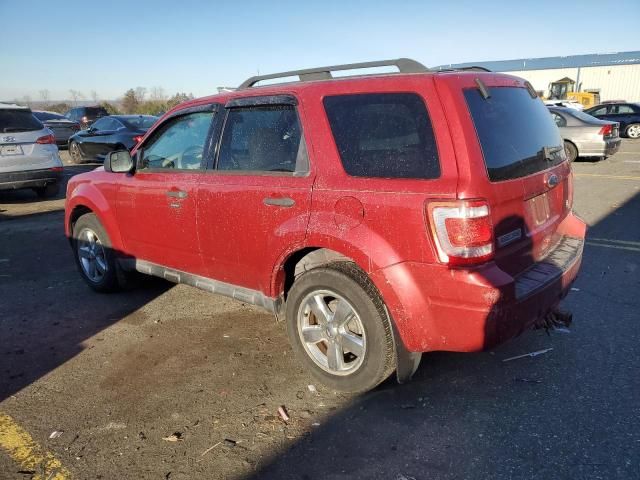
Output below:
[77,228,108,283]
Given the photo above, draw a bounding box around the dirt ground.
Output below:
[1,145,639,479]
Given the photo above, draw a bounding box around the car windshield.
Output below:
[120,116,157,130]
[33,111,65,121]
[465,86,565,181]
[0,110,43,133]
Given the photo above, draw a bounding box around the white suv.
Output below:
[0,103,63,197]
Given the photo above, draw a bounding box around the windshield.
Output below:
[120,116,157,130]
[33,111,65,121]
[465,87,565,181]
[0,110,43,133]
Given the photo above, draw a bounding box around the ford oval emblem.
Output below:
[547,174,559,188]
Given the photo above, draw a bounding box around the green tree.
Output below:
[100,101,121,115]
[166,92,194,110]
[121,89,139,114]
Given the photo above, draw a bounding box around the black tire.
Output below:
[564,141,578,162]
[72,213,119,292]
[34,182,60,198]
[625,123,640,139]
[69,141,83,164]
[285,262,396,393]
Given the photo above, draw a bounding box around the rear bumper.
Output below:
[0,168,62,191]
[578,137,621,157]
[371,212,587,353]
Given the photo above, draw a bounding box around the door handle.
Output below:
[166,190,188,199]
[263,197,295,207]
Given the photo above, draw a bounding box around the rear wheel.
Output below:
[625,123,640,139]
[564,141,578,162]
[69,141,83,164]
[34,182,59,198]
[285,262,396,393]
[72,213,119,292]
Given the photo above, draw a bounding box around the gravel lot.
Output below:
[1,143,639,479]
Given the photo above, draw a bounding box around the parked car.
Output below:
[68,115,158,164]
[548,106,621,161]
[64,106,108,129]
[65,59,586,392]
[0,103,63,197]
[584,102,640,138]
[32,110,80,147]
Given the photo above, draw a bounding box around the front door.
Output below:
[116,107,216,275]
[197,97,314,294]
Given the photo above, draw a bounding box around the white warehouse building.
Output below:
[439,51,640,102]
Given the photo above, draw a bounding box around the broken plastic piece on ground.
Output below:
[162,432,183,442]
[223,439,237,448]
[277,406,290,422]
[48,430,63,439]
[502,347,553,362]
[307,384,317,394]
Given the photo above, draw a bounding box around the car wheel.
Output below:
[34,182,60,198]
[285,262,396,393]
[72,213,119,292]
[564,141,578,162]
[69,141,83,164]
[625,123,640,139]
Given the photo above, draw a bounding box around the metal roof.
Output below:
[436,50,640,72]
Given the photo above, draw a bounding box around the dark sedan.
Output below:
[68,115,157,163]
[32,110,80,147]
[584,102,640,139]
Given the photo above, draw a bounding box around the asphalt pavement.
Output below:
[0,144,638,479]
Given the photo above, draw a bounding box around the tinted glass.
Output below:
[613,105,635,114]
[465,87,565,182]
[85,107,108,117]
[567,109,603,124]
[141,111,213,170]
[91,118,115,131]
[588,106,607,116]
[217,106,302,172]
[0,110,43,133]
[33,111,65,121]
[550,112,566,127]
[323,93,439,179]
[120,116,157,130]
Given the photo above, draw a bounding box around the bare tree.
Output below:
[149,86,166,101]
[90,90,99,103]
[21,95,32,107]
[134,87,147,103]
[39,89,50,105]
[69,89,84,106]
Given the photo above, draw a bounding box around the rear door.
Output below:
[116,105,216,275]
[196,95,313,293]
[442,75,571,276]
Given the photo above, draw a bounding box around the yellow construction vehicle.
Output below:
[547,77,600,107]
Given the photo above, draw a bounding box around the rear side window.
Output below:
[323,93,440,179]
[465,87,565,182]
[0,110,43,133]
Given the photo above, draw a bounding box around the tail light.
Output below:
[36,134,56,144]
[72,124,80,131]
[132,135,144,144]
[598,125,612,136]
[427,199,494,266]
[51,166,63,172]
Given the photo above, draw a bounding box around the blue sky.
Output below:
[1,0,638,102]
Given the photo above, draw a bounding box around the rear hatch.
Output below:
[0,109,55,172]
[447,75,572,277]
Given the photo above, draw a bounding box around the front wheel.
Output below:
[625,123,640,139]
[564,141,578,162]
[69,141,83,164]
[285,263,396,393]
[72,213,119,292]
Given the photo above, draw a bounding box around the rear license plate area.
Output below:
[1,144,23,156]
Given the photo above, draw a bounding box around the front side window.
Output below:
[217,105,304,173]
[323,93,440,179]
[588,106,607,116]
[140,111,213,170]
[91,118,118,131]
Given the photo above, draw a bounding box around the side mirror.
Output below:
[105,150,135,173]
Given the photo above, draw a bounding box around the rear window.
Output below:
[323,93,440,179]
[33,111,65,121]
[0,110,43,133]
[465,87,565,181]
[120,116,157,130]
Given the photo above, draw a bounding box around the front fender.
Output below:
[65,179,125,252]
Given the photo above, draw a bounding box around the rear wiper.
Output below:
[542,145,564,161]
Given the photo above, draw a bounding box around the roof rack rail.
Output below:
[238,58,429,89]
[437,66,492,73]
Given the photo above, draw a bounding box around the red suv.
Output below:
[65,59,586,392]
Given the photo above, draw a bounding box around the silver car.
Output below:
[548,106,621,162]
[0,103,63,197]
